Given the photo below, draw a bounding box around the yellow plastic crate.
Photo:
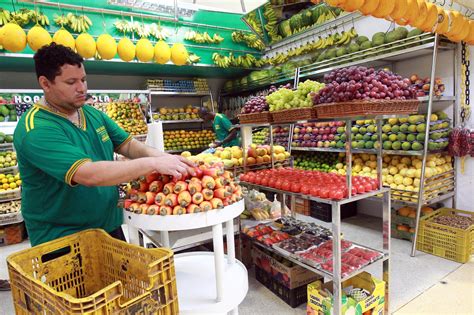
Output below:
[416,208,473,263]
[7,229,178,314]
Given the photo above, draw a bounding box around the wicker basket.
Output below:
[271,107,317,123]
[315,99,420,118]
[238,112,273,124]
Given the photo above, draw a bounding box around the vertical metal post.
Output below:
[240,0,246,13]
[281,193,286,217]
[241,125,252,174]
[345,119,353,197]
[383,189,391,314]
[212,223,225,302]
[161,231,170,248]
[376,118,383,189]
[270,125,275,169]
[291,194,296,219]
[174,0,178,21]
[411,33,439,257]
[332,201,342,315]
[452,43,459,210]
[288,123,295,154]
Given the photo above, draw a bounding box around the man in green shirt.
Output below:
[198,108,240,148]
[14,43,195,247]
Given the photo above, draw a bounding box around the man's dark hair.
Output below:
[34,43,84,81]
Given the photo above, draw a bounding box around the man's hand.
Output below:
[152,154,196,179]
[210,141,222,148]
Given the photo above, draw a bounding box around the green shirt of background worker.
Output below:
[14,43,195,247]
[198,108,240,148]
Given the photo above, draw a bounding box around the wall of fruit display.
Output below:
[94,101,148,136]
[164,129,215,152]
[212,144,291,169]
[123,162,242,216]
[146,78,209,94]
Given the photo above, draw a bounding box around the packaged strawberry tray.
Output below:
[272,233,326,257]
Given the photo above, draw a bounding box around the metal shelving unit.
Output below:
[239,114,391,315]
[161,119,204,124]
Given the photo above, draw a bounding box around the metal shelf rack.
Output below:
[238,114,391,315]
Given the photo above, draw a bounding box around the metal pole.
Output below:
[452,43,460,210]
[383,189,391,314]
[345,119,353,197]
[411,33,439,257]
[270,125,275,169]
[174,0,178,21]
[332,201,342,315]
[376,118,383,189]
[240,0,246,13]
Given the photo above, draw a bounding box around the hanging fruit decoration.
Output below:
[53,28,75,50]
[27,24,51,52]
[96,34,117,60]
[170,43,189,66]
[75,33,96,58]
[154,40,171,64]
[136,37,154,62]
[117,37,135,62]
[328,0,474,44]
[2,22,27,52]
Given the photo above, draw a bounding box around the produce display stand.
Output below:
[124,200,248,315]
[239,113,392,315]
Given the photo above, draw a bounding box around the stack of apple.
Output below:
[240,168,379,200]
[124,164,243,215]
[292,121,346,149]
[272,126,290,147]
[409,74,445,97]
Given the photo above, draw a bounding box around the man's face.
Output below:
[39,63,87,110]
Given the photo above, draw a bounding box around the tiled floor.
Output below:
[0,215,472,315]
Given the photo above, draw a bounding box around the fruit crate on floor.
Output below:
[7,229,178,315]
[391,223,414,241]
[0,188,21,202]
[254,266,308,308]
[416,208,473,263]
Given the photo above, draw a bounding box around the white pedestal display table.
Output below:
[124,200,248,314]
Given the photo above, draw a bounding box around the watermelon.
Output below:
[301,9,313,27]
[278,20,292,38]
[311,6,321,24]
[290,13,303,32]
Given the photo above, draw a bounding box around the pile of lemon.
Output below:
[0,173,21,191]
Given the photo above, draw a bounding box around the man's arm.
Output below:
[73,154,195,187]
[117,138,166,159]
[217,128,238,146]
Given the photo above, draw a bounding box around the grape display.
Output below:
[313,66,416,104]
[15,103,32,117]
[267,80,324,111]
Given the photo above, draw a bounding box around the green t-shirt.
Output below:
[212,113,240,147]
[14,104,132,246]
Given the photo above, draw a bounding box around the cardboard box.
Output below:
[295,198,310,216]
[253,245,320,289]
[307,272,385,315]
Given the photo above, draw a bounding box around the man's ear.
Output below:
[38,76,51,92]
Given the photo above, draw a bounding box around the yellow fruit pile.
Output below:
[98,102,147,136]
[327,0,474,44]
[164,129,215,151]
[153,105,199,121]
[0,173,21,191]
[0,151,17,169]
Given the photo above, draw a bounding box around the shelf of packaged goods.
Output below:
[240,181,390,205]
[161,119,204,124]
[149,91,210,97]
[251,238,388,283]
[298,34,455,81]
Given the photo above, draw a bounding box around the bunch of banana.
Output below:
[187,53,201,64]
[33,11,49,26]
[149,23,170,40]
[132,22,150,38]
[334,28,358,46]
[231,54,257,68]
[184,30,223,44]
[212,53,231,68]
[250,208,271,220]
[54,13,92,33]
[114,20,134,34]
[240,209,251,219]
[0,8,11,26]
[244,11,264,38]
[231,31,265,51]
[10,8,35,26]
[264,3,282,43]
